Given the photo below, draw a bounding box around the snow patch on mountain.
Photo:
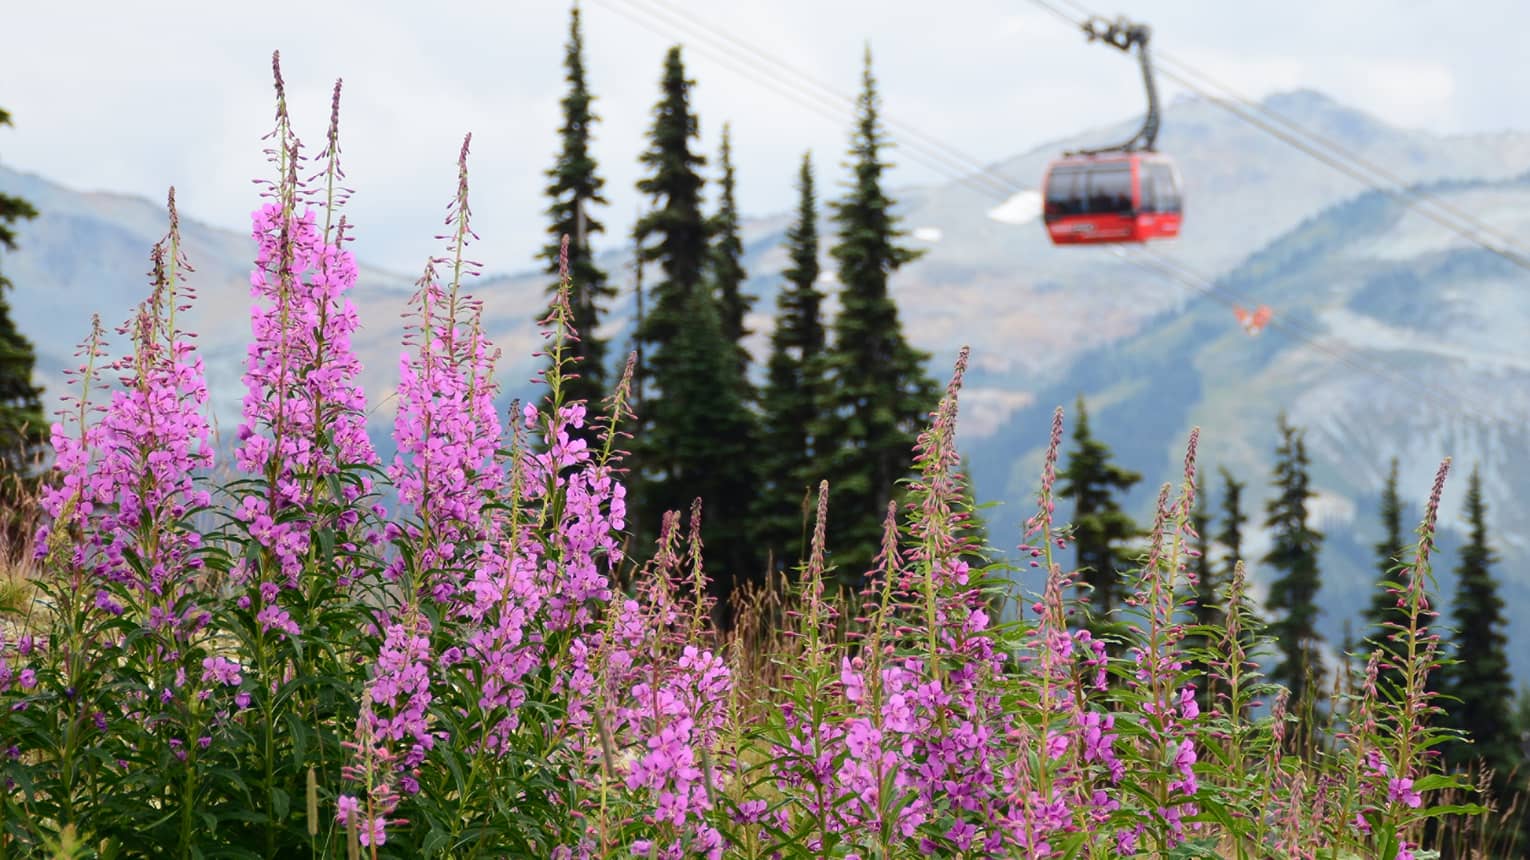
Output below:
[986,189,1042,225]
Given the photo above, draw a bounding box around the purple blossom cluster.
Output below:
[0,633,39,696]
[336,152,654,849]
[237,201,377,496]
[232,89,379,612]
[557,508,729,860]
[387,274,503,600]
[755,385,1215,858]
[338,608,434,847]
[36,210,213,634]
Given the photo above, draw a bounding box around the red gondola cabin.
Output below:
[1042,152,1183,245]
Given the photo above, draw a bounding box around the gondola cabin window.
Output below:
[1086,164,1132,213]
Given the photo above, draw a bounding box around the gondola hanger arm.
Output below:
[1068,14,1161,155]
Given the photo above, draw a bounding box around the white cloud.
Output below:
[1338,59,1456,130]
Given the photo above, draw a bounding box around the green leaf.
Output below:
[422,827,451,858]
[1415,802,1489,818]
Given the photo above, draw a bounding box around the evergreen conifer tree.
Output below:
[637,286,758,611]
[0,106,43,481]
[1365,458,1411,696]
[955,454,992,573]
[633,46,708,361]
[541,3,613,414]
[1215,467,1247,577]
[810,47,939,583]
[755,153,828,573]
[1443,466,1516,780]
[1263,413,1326,712]
[708,123,753,379]
[629,47,758,611]
[1057,396,1142,624]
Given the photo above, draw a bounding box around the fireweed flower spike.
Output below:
[237,67,378,601]
[1345,457,1463,855]
[389,133,503,601]
[1114,429,1204,851]
[42,190,214,626]
[19,192,233,857]
[36,315,110,569]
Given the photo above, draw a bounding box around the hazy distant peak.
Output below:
[1258,88,1343,114]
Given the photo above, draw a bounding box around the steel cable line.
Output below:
[1147,63,1530,272]
[591,0,1023,203]
[1028,0,1530,273]
[589,0,1501,424]
[1148,55,1530,257]
[606,0,1028,190]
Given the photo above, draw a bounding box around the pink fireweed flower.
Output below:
[38,198,214,637]
[388,274,504,602]
[336,794,360,825]
[1387,777,1422,809]
[364,611,436,771]
[201,656,243,687]
[580,523,730,859]
[389,135,504,606]
[236,198,378,592]
[237,201,378,490]
[36,317,111,565]
[340,608,433,849]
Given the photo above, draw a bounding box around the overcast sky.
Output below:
[3,0,1524,277]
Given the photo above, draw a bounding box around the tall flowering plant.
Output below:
[214,58,394,857]
[11,189,238,852]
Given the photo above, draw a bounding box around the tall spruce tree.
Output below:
[1443,466,1516,778]
[1208,468,1258,675]
[1188,478,1214,622]
[1215,467,1247,577]
[1057,396,1142,624]
[755,152,828,572]
[637,286,758,611]
[708,123,753,379]
[811,47,939,583]
[630,46,758,611]
[1263,413,1326,712]
[1365,458,1411,696]
[541,3,613,413]
[633,46,708,362]
[0,106,43,481]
